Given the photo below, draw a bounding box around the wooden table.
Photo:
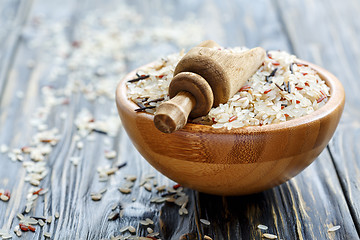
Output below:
[0,0,359,239]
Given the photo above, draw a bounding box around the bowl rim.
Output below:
[116,59,345,134]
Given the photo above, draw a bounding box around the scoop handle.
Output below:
[153,91,196,133]
[153,40,219,134]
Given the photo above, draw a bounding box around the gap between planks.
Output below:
[273,0,360,236]
[327,145,360,238]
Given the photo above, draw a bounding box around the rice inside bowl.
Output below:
[126,48,330,129]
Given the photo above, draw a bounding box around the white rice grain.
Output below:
[200,219,211,225]
[263,233,278,239]
[258,224,269,230]
[328,225,341,232]
[105,150,117,159]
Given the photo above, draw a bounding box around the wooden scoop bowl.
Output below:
[116,60,345,196]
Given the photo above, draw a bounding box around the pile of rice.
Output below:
[126,47,330,129]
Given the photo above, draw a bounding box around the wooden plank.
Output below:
[190,0,359,239]
[0,0,22,45]
[0,0,33,101]
[275,0,360,236]
[324,0,360,232]
[1,0,203,238]
[0,0,81,238]
[196,150,358,239]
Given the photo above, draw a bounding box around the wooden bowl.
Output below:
[116,60,345,195]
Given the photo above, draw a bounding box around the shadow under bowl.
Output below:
[116,60,345,195]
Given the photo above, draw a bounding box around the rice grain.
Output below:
[263,233,278,239]
[128,226,136,233]
[258,224,269,230]
[44,232,52,238]
[119,187,132,194]
[328,225,341,232]
[200,219,211,225]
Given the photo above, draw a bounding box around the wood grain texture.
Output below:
[275,0,360,236]
[0,0,33,101]
[0,0,359,239]
[196,150,359,240]
[173,46,266,107]
[154,90,197,133]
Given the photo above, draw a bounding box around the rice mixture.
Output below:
[126,48,330,129]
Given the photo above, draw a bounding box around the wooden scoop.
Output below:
[154,40,266,133]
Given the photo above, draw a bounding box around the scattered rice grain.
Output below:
[0,195,9,202]
[200,219,210,225]
[120,226,129,233]
[153,179,158,186]
[263,233,278,239]
[111,203,120,210]
[15,229,22,237]
[91,193,103,201]
[44,232,52,238]
[105,150,117,159]
[144,183,152,192]
[106,167,118,175]
[20,216,38,225]
[125,175,137,182]
[146,218,154,225]
[108,212,120,221]
[156,185,166,192]
[178,207,188,216]
[258,224,269,230]
[25,204,32,213]
[29,179,40,186]
[119,187,132,194]
[38,219,45,226]
[46,216,52,224]
[147,232,160,237]
[76,141,84,149]
[128,226,136,233]
[1,233,12,239]
[0,144,9,153]
[328,225,341,232]
[140,220,149,226]
[120,209,125,218]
